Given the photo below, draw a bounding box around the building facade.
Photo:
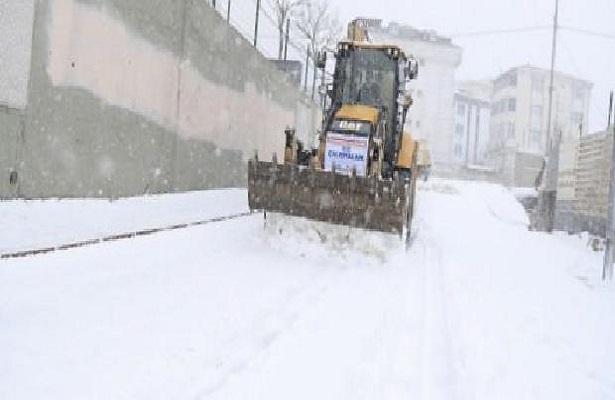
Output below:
[369,22,462,170]
[452,80,492,166]
[552,128,614,235]
[489,65,592,186]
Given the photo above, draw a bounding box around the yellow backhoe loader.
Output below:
[248,19,420,243]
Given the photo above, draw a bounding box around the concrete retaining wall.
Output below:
[0,0,319,198]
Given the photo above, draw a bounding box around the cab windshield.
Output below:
[335,47,398,112]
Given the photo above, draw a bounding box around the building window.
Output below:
[530,129,542,148]
[454,144,462,157]
[571,112,583,127]
[507,122,515,139]
[457,103,466,116]
[531,75,544,92]
[508,98,516,112]
[455,123,464,136]
[498,122,508,142]
[531,105,543,130]
[497,99,504,113]
[509,73,518,86]
[491,103,498,115]
[531,89,543,104]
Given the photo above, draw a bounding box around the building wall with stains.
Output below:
[0,0,318,198]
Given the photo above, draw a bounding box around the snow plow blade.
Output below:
[248,160,412,235]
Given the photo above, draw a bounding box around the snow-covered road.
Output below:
[2,180,614,399]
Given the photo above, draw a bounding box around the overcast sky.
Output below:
[329,0,615,133]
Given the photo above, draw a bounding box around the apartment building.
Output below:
[489,65,592,186]
[453,80,492,166]
[369,21,462,170]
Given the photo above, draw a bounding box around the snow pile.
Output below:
[510,186,538,199]
[261,212,403,265]
[0,189,248,254]
[419,178,529,227]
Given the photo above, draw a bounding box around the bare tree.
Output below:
[273,0,303,60]
[294,0,341,99]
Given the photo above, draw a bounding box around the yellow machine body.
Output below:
[248,19,420,238]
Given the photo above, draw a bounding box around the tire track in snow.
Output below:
[411,220,458,399]
[191,260,350,399]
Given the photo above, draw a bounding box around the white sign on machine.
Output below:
[324,132,369,177]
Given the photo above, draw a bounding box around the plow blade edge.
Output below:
[248,160,411,235]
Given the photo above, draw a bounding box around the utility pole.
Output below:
[534,0,559,232]
[465,105,472,167]
[304,45,310,92]
[320,64,326,111]
[253,0,261,47]
[311,62,317,101]
[546,0,559,153]
[283,18,290,61]
[604,93,615,282]
[604,122,615,282]
[227,0,231,23]
[608,91,613,127]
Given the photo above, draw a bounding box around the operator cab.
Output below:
[327,42,417,178]
[334,42,401,114]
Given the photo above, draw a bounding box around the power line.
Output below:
[560,26,615,40]
[221,1,321,79]
[556,35,608,130]
[448,25,551,39]
[549,27,614,128]
[558,35,582,79]
[448,24,615,41]
[222,0,317,95]
[256,0,315,57]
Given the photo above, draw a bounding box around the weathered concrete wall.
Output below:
[0,0,318,198]
[0,108,24,197]
[0,0,35,109]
